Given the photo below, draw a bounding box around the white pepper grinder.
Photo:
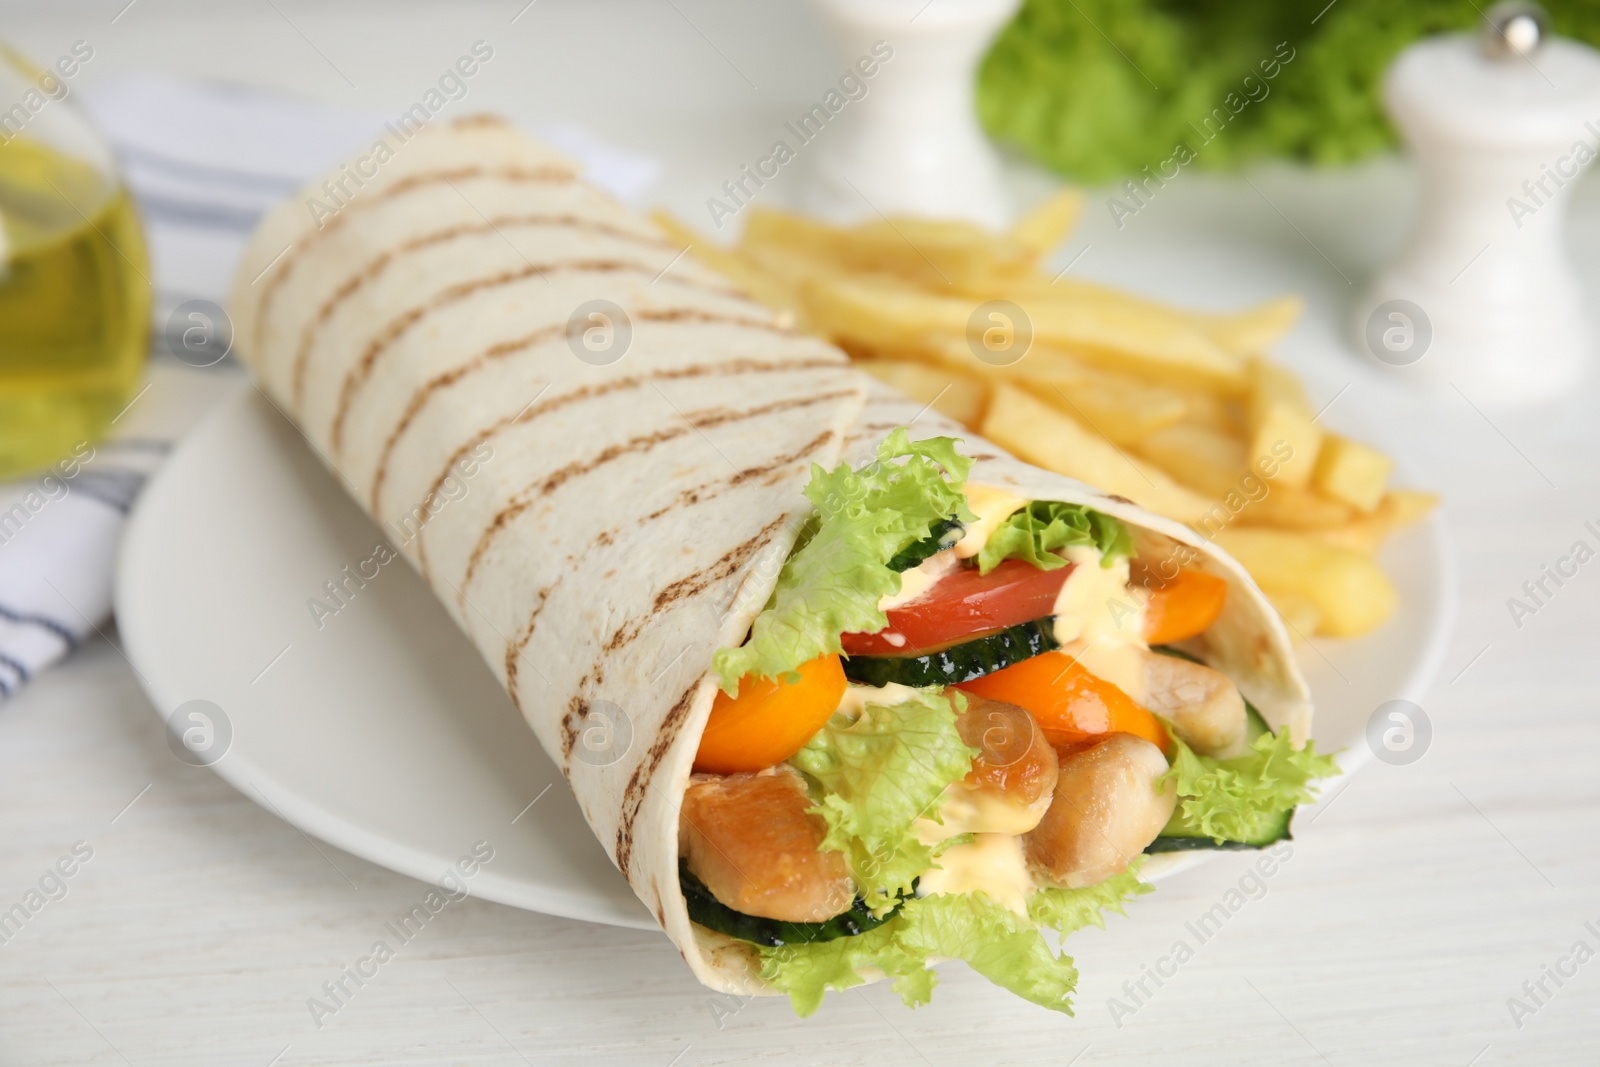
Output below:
[801,0,1021,227]
[1353,3,1600,404]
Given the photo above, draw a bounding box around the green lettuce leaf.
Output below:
[790,689,976,912]
[759,891,1082,1017]
[976,499,1134,575]
[758,864,1152,1017]
[712,429,975,695]
[1027,862,1153,935]
[1160,725,1341,843]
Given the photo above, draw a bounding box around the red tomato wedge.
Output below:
[840,558,1075,657]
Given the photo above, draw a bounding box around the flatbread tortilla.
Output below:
[231,116,1310,997]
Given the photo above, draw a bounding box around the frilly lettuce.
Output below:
[713,429,975,694]
[1161,725,1341,843]
[1028,862,1152,933]
[790,688,976,912]
[760,870,1152,1017]
[976,500,1133,575]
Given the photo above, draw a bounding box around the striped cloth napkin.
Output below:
[0,73,656,702]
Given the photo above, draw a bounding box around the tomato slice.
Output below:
[841,558,1074,657]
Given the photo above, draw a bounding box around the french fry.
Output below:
[920,341,1195,444]
[1311,489,1440,554]
[650,210,804,323]
[1008,189,1085,263]
[896,335,1190,443]
[1024,374,1188,447]
[1195,295,1304,356]
[743,207,1029,291]
[1236,486,1356,530]
[1131,422,1248,497]
[856,360,988,427]
[981,384,1214,523]
[1212,528,1398,637]
[802,273,1248,394]
[958,279,1252,388]
[1177,389,1244,434]
[1246,359,1322,489]
[1380,488,1441,527]
[912,333,1089,383]
[1313,433,1394,513]
[1132,424,1355,529]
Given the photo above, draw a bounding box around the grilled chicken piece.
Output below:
[942,695,1059,835]
[1024,733,1176,888]
[1139,650,1248,758]
[680,767,853,923]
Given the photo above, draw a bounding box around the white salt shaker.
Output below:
[1353,3,1600,404]
[801,0,1021,227]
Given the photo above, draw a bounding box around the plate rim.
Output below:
[115,384,658,930]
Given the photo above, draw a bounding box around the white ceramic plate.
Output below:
[116,384,1456,929]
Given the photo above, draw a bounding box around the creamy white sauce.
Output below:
[953,485,1027,560]
[834,682,926,721]
[917,833,1033,916]
[924,784,1053,838]
[1050,544,1149,702]
[877,548,959,612]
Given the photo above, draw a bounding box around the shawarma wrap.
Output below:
[230,117,1334,1016]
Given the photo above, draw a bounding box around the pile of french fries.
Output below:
[655,194,1437,640]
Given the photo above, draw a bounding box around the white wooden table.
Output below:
[3,2,1600,1064]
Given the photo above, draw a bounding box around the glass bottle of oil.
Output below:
[0,43,150,479]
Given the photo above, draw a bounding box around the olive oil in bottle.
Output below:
[0,136,151,478]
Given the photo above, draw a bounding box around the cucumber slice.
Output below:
[679,861,904,947]
[1145,807,1292,852]
[1150,644,1206,667]
[887,516,965,573]
[840,618,1059,687]
[1147,645,1293,852]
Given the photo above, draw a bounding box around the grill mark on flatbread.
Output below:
[613,518,786,876]
[509,433,835,717]
[843,420,910,443]
[613,680,697,879]
[328,259,752,455]
[409,358,846,579]
[562,694,587,758]
[252,166,579,353]
[370,310,803,514]
[503,586,552,714]
[599,516,786,670]
[457,391,852,610]
[289,214,676,409]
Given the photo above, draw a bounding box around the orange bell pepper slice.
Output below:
[1140,567,1227,646]
[955,651,1167,752]
[694,655,847,774]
